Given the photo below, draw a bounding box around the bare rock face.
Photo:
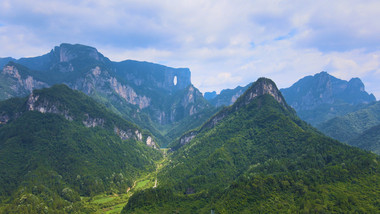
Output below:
[82,114,105,128]
[114,60,191,93]
[109,77,151,109]
[146,136,158,149]
[0,114,9,124]
[179,131,198,146]
[27,93,73,120]
[135,130,143,141]
[2,65,48,97]
[56,43,101,63]
[71,66,151,110]
[114,126,134,140]
[114,126,143,141]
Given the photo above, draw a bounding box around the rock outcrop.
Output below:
[1,64,48,99]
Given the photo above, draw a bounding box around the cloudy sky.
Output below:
[1,0,380,98]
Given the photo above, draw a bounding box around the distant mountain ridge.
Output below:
[0,43,215,146]
[280,71,376,125]
[204,83,252,107]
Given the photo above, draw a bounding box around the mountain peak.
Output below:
[280,71,376,125]
[348,77,365,91]
[175,78,291,149]
[52,43,106,63]
[235,77,287,109]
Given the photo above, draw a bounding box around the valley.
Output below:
[80,150,169,214]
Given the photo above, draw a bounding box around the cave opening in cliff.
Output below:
[173,75,178,86]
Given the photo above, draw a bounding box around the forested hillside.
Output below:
[122,78,380,213]
[0,85,162,213]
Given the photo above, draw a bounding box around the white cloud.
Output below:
[0,0,380,98]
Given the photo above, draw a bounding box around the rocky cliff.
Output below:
[113,60,191,93]
[0,63,48,100]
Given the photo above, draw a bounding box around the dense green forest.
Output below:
[0,76,379,213]
[122,79,380,213]
[0,86,162,213]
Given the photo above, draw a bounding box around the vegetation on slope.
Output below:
[349,124,380,155]
[0,86,162,213]
[317,101,380,143]
[122,78,380,213]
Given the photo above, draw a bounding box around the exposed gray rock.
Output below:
[2,65,48,97]
[146,136,158,149]
[27,93,73,121]
[179,131,198,146]
[0,114,9,124]
[82,114,105,128]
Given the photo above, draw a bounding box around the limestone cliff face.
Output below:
[146,136,158,149]
[178,131,198,147]
[70,66,151,109]
[26,86,145,142]
[1,65,48,99]
[55,43,103,63]
[113,60,191,93]
[114,126,143,141]
[27,92,73,120]
[0,43,213,146]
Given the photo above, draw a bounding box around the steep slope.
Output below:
[0,85,162,213]
[281,71,376,125]
[204,83,252,107]
[0,43,215,146]
[318,101,380,143]
[122,78,380,213]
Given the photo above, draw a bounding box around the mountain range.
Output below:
[0,43,379,213]
[0,43,217,147]
[205,72,375,126]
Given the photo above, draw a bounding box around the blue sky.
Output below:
[1,0,380,98]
